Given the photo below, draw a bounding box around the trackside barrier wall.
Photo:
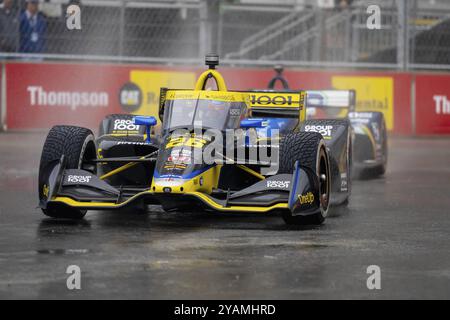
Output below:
[1,60,449,135]
[414,74,450,135]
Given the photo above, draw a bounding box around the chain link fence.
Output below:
[1,0,450,70]
[220,0,450,69]
[0,0,204,59]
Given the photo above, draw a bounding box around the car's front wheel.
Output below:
[38,125,97,219]
[278,132,330,225]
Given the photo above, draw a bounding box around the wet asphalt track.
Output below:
[0,132,449,299]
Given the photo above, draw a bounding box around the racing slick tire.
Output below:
[38,126,97,219]
[302,119,352,206]
[278,132,331,226]
[359,116,387,179]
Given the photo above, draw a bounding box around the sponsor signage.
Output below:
[118,82,142,113]
[304,124,333,138]
[3,61,448,135]
[6,63,125,130]
[415,75,450,135]
[331,76,394,131]
[5,63,195,130]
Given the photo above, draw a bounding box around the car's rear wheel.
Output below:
[38,125,97,219]
[302,118,352,205]
[342,125,353,205]
[340,129,352,206]
[360,117,387,179]
[278,132,330,225]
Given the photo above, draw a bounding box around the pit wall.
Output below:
[1,60,449,135]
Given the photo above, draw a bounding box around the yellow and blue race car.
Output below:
[38,55,331,225]
[268,66,388,180]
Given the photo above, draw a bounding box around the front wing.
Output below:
[40,157,323,217]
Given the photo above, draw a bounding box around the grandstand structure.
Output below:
[1,0,450,70]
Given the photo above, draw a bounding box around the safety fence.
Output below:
[1,0,450,70]
[1,0,204,58]
[220,0,450,69]
[1,59,449,136]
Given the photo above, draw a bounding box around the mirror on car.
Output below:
[133,116,157,143]
[134,116,157,127]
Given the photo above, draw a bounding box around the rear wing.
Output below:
[307,89,355,111]
[306,90,356,120]
[247,91,307,122]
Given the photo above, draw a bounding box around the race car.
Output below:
[261,68,352,206]
[38,55,331,225]
[268,66,388,179]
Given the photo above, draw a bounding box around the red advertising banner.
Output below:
[6,63,126,130]
[5,62,197,130]
[4,61,415,135]
[0,63,3,131]
[415,74,450,135]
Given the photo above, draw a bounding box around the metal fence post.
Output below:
[313,9,325,62]
[199,0,208,58]
[199,0,219,57]
[217,3,224,57]
[397,0,409,70]
[343,9,352,62]
[409,0,418,66]
[118,0,125,58]
[350,12,360,62]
